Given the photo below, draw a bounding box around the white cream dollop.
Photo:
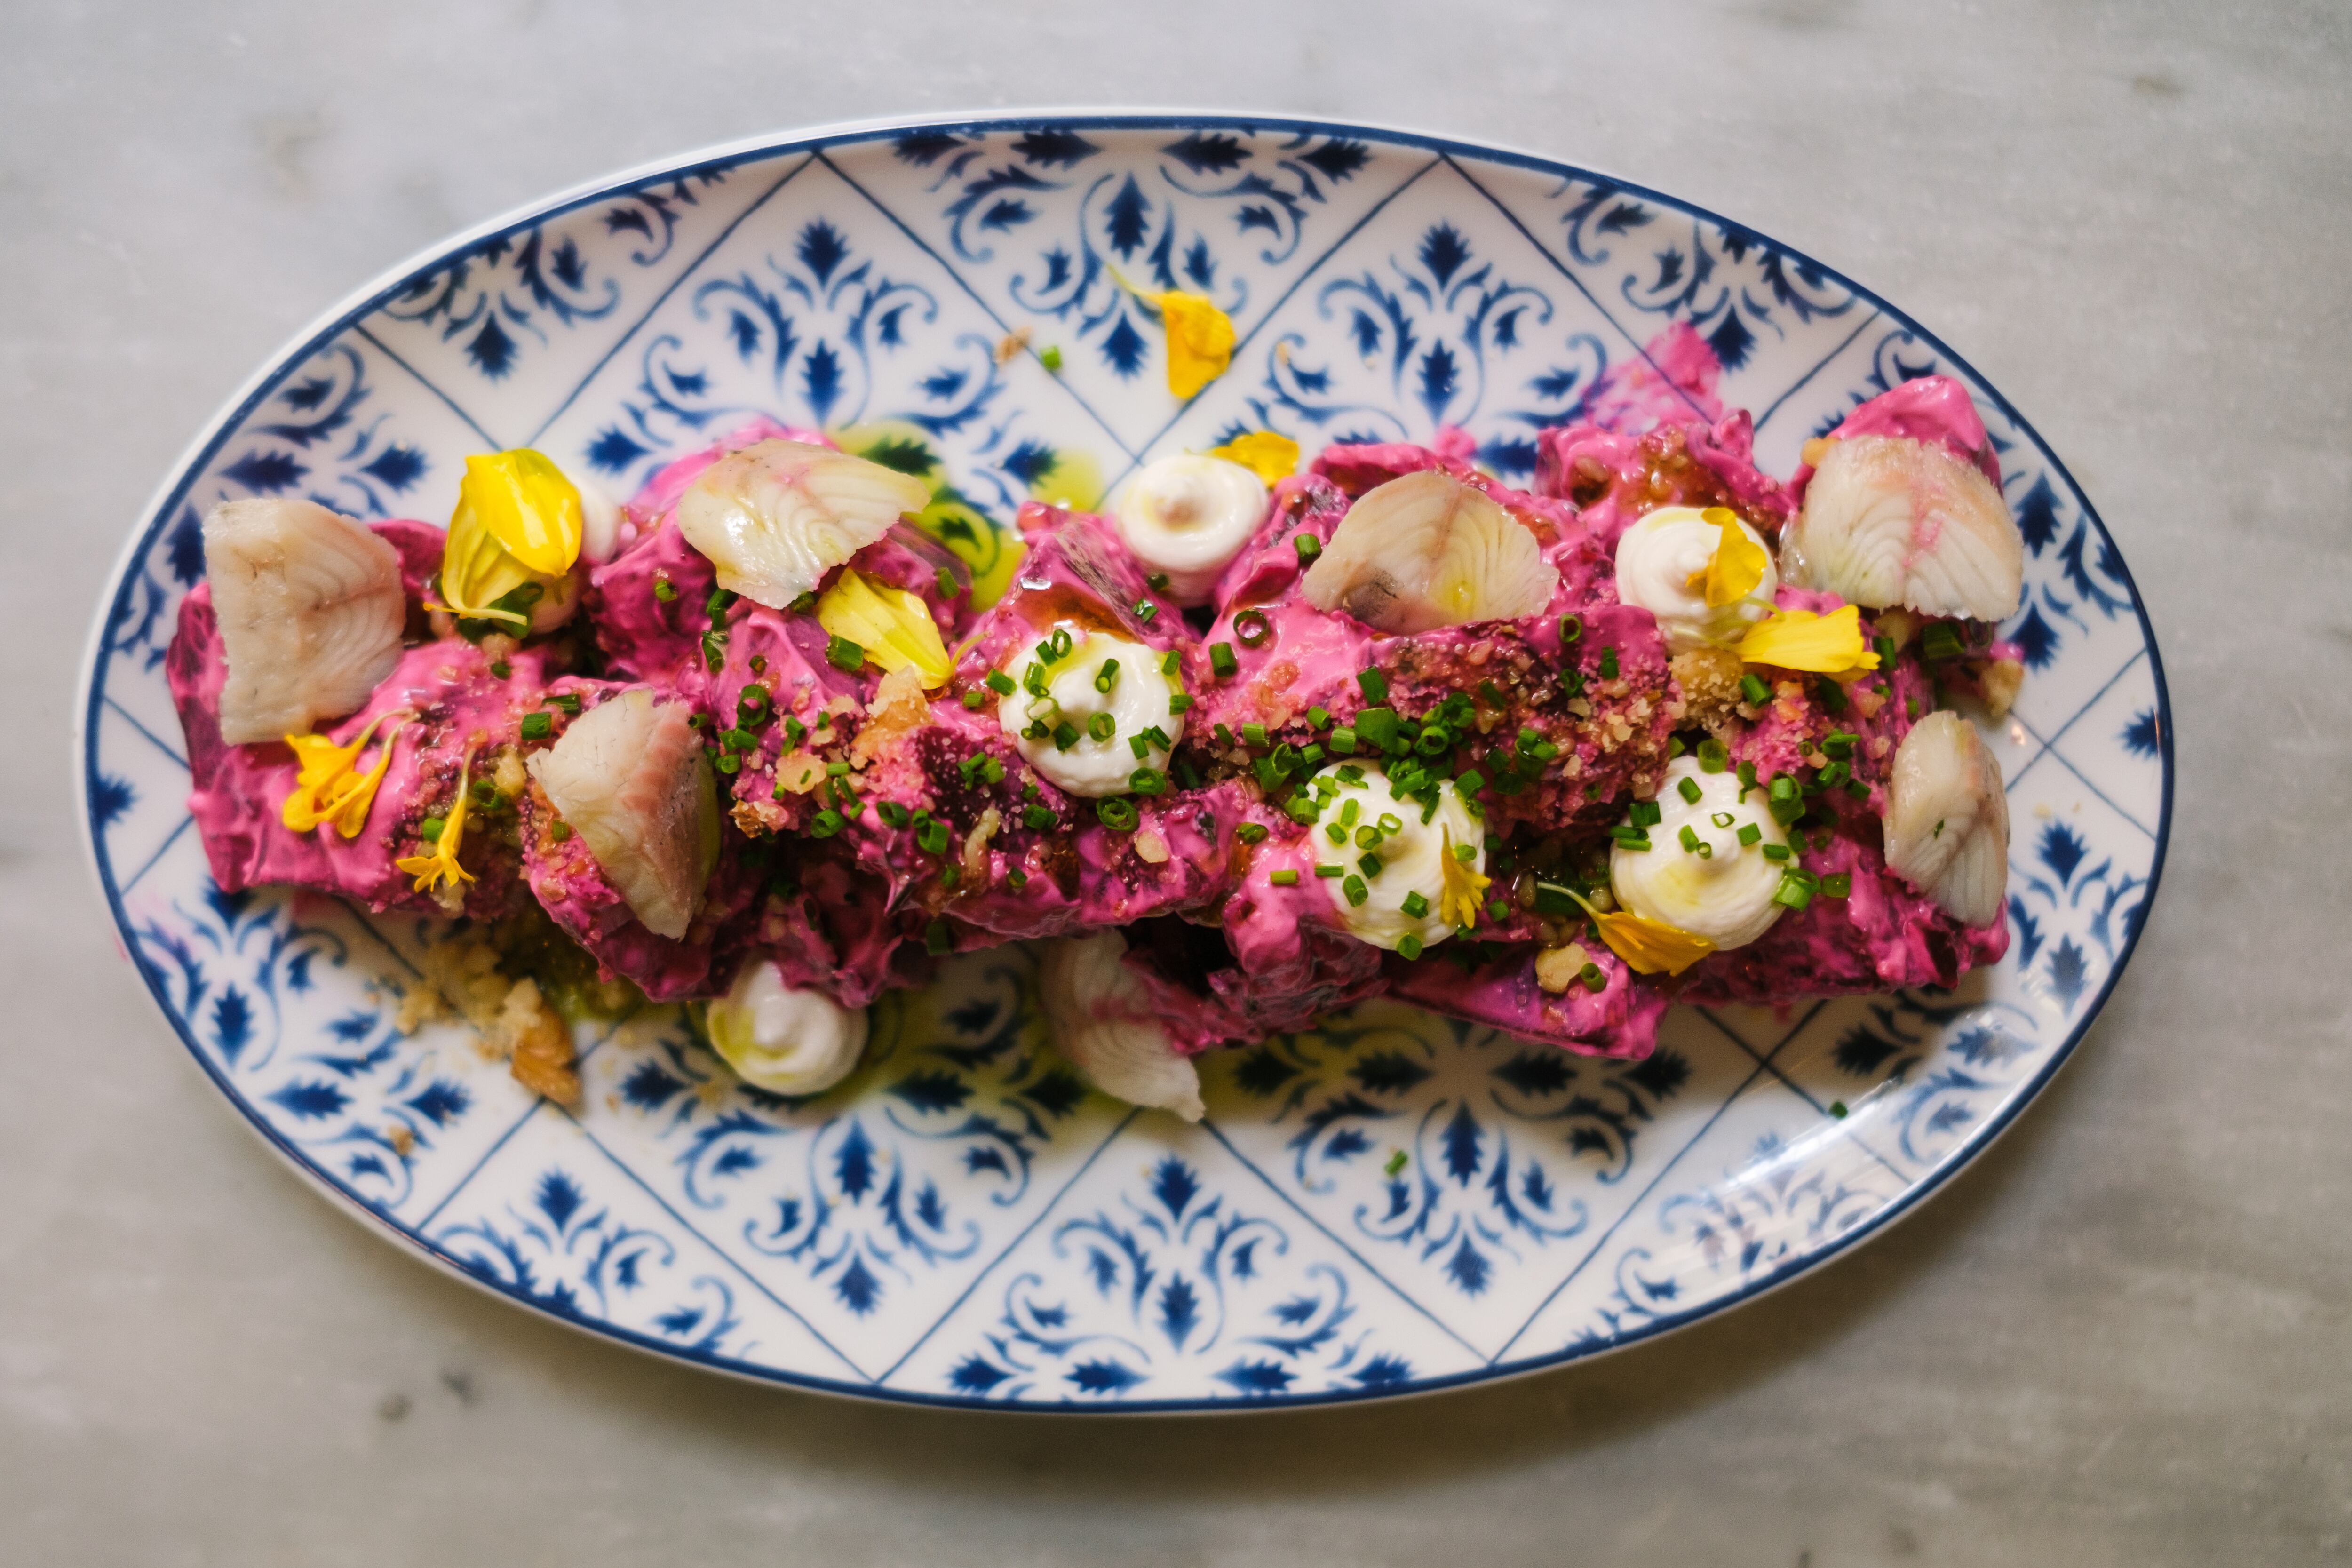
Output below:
[1609,755,1789,949]
[996,628,1184,798]
[1611,505,1780,654]
[1113,454,1269,605]
[1310,764,1483,951]
[703,961,869,1096]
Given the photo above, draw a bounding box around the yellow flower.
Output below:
[279,713,406,838]
[1562,888,1716,976]
[433,449,584,625]
[1154,291,1235,399]
[1683,506,1770,608]
[1209,430,1300,486]
[395,755,479,896]
[1438,826,1492,931]
[1736,604,1882,675]
[815,568,954,689]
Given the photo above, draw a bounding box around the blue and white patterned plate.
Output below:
[76,115,2170,1409]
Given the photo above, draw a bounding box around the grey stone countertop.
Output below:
[4,1,2345,1563]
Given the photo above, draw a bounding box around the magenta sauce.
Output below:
[166,329,2018,1069]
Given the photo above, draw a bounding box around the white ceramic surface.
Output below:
[77,115,2169,1410]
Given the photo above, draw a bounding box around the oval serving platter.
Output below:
[78,114,2169,1410]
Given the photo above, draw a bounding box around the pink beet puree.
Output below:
[169,538,561,920]
[1387,947,1669,1061]
[1790,375,2002,492]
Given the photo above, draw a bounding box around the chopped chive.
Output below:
[519,711,553,740]
[1144,573,1170,593]
[1629,799,1663,828]
[1053,721,1081,750]
[1677,776,1703,805]
[1484,899,1509,923]
[1161,649,1180,677]
[810,808,845,838]
[1822,873,1852,897]
[1086,713,1116,743]
[1048,629,1075,661]
[701,629,728,671]
[1611,827,1652,851]
[985,669,1016,695]
[1736,759,1759,799]
[1096,797,1138,831]
[825,634,865,673]
[1452,767,1485,798]
[1845,777,1873,801]
[1357,668,1389,701]
[1737,822,1762,846]
[1817,677,1848,714]
[652,573,677,603]
[1343,875,1368,907]
[1816,760,1851,789]
[1711,811,1735,828]
[1829,1098,1849,1118]
[1397,935,1424,961]
[1325,822,1347,844]
[1401,891,1430,919]
[1232,608,1271,647]
[1235,822,1269,845]
[1678,824,1702,853]
[1300,744,1325,766]
[1772,870,1814,910]
[915,817,951,855]
[1328,725,1357,755]
[1376,813,1402,834]
[1761,842,1792,861]
[1037,343,1063,372]
[1316,864,1343,878]
[1697,737,1730,774]
[1168,693,1195,715]
[705,587,736,623]
[1557,613,1583,645]
[1294,533,1321,563]
[1129,733,1151,760]
[1241,722,1269,748]
[1740,672,1770,706]
[1130,767,1168,796]
[1270,868,1300,886]
[1921,622,1966,661]
[1769,775,1799,803]
[1822,730,1857,758]
[1214,723,1235,748]
[1874,633,1899,665]
[877,801,911,828]
[1022,803,1056,830]
[1354,825,1381,850]
[1094,659,1120,693]
[488,659,511,680]
[1133,599,1160,624]
[1209,642,1238,678]
[1453,843,1478,864]
[961,690,987,710]
[1579,962,1605,993]
[418,814,446,842]
[1306,705,1330,730]
[1598,646,1618,680]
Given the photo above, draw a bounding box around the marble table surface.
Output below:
[5,1,2344,1562]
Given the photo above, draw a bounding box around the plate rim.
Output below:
[74,109,2176,1412]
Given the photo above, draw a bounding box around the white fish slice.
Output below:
[526,689,719,940]
[1882,709,2010,928]
[1300,470,1557,633]
[672,439,930,610]
[1784,435,2024,622]
[1038,932,1204,1121]
[202,498,406,745]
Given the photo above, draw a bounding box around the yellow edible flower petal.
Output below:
[1154,291,1235,399]
[1735,604,1882,675]
[1438,826,1492,931]
[462,449,582,575]
[1683,506,1770,608]
[815,568,954,689]
[279,714,405,838]
[395,755,478,895]
[433,450,582,624]
[1208,431,1300,486]
[1564,888,1716,977]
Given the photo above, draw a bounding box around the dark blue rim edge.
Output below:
[74,110,2174,1416]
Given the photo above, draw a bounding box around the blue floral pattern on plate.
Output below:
[77,116,2169,1409]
